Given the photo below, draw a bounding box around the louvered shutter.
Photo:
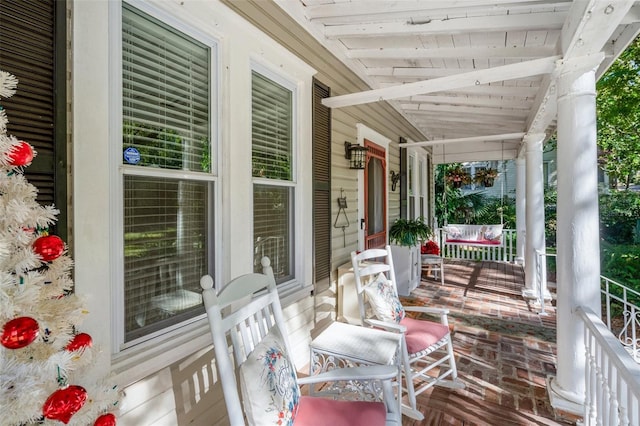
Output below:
[312,80,331,292]
[0,0,66,237]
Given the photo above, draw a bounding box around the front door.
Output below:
[364,139,387,249]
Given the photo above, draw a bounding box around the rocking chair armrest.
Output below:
[403,306,450,316]
[364,318,407,333]
[297,365,399,385]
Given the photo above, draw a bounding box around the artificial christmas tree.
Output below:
[0,71,121,425]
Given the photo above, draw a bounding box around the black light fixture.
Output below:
[344,141,368,170]
[390,170,400,191]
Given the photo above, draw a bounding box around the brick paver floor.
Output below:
[401,259,578,426]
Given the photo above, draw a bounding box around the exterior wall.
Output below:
[71,0,427,425]
[218,0,430,336]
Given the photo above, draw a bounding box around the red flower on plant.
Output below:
[421,240,440,255]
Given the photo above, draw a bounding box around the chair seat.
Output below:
[400,317,450,355]
[294,395,386,426]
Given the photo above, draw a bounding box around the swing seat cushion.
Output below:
[444,224,503,245]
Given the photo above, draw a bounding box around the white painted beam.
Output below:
[325,12,566,39]
[562,1,635,58]
[405,95,533,109]
[322,56,559,108]
[402,103,529,119]
[349,46,557,60]
[400,132,526,148]
[306,0,571,21]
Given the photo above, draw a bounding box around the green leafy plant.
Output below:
[389,217,432,247]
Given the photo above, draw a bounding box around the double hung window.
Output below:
[251,70,295,283]
[121,4,215,344]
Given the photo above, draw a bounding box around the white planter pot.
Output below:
[390,244,421,296]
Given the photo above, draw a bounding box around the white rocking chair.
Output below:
[200,257,401,426]
[351,246,463,420]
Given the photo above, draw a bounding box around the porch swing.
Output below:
[441,143,505,256]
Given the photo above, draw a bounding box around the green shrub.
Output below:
[599,191,640,244]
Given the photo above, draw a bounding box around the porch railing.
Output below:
[601,275,640,363]
[578,306,640,426]
[436,228,517,262]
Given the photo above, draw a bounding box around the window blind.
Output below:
[251,71,292,180]
[121,4,211,342]
[252,71,294,282]
[122,4,210,172]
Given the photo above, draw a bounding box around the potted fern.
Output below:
[389,217,432,296]
[389,218,432,247]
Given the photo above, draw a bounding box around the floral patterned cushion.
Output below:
[363,272,405,323]
[483,224,503,242]
[239,326,300,425]
[445,226,463,239]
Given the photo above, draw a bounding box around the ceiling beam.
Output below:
[322,56,559,108]
[401,132,526,148]
[349,46,557,60]
[324,12,566,39]
[306,0,571,21]
[403,103,529,119]
[526,0,635,135]
[404,95,533,109]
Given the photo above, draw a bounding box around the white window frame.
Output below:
[250,61,301,293]
[109,0,221,360]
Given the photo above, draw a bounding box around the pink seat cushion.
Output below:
[294,395,386,426]
[400,317,450,354]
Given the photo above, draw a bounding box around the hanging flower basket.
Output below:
[445,166,472,188]
[474,168,499,187]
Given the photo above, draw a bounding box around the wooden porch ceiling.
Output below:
[277,0,640,163]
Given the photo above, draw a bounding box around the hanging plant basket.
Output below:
[445,166,472,188]
[474,167,499,187]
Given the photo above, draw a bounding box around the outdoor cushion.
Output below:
[400,317,450,354]
[363,272,405,323]
[294,395,386,426]
[483,224,503,242]
[239,326,300,425]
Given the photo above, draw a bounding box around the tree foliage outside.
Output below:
[435,164,515,227]
[596,35,640,189]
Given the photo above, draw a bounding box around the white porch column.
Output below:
[523,133,546,299]
[548,67,601,413]
[515,157,526,265]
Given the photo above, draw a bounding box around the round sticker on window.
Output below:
[123,147,141,165]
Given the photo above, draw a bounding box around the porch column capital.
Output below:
[523,133,546,146]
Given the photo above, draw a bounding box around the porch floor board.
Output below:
[402,259,575,425]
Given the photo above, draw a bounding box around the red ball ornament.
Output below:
[94,413,117,426]
[43,385,88,424]
[1,316,39,349]
[65,332,93,352]
[8,141,34,166]
[33,235,65,262]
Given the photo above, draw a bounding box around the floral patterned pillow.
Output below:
[483,224,503,242]
[363,272,405,323]
[445,226,463,239]
[239,326,300,425]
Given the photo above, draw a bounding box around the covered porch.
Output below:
[404,260,570,425]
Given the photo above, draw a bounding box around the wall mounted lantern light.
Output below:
[344,141,368,170]
[390,170,400,191]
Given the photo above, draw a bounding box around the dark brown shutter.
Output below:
[0,0,67,239]
[312,79,331,292]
